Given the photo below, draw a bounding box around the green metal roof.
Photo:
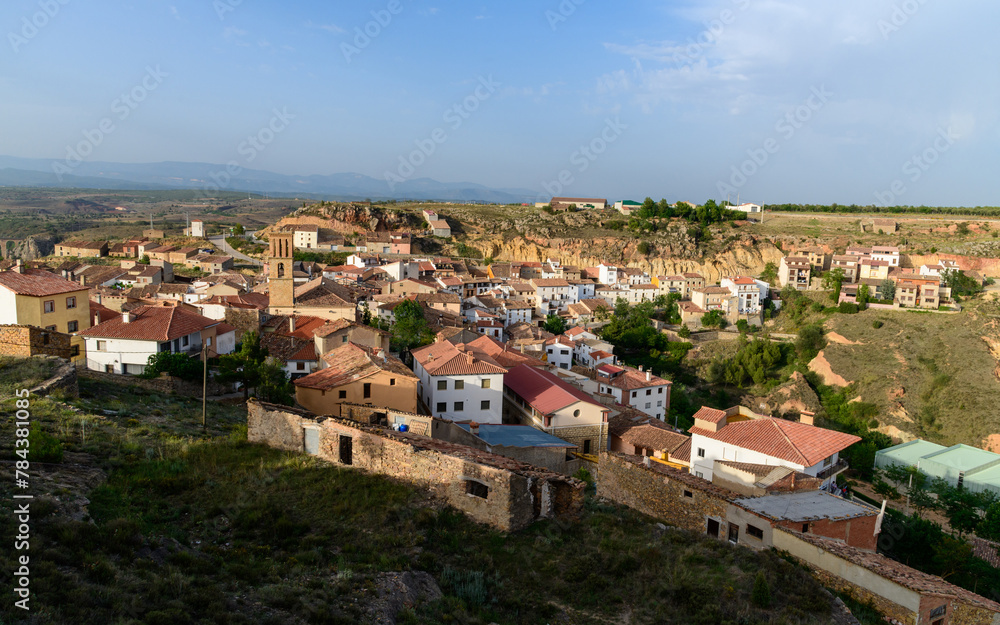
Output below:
[921,444,1000,473]
[874,439,947,468]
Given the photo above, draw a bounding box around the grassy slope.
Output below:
[821,302,1000,446]
[0,369,834,625]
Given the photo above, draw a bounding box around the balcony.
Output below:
[815,459,849,481]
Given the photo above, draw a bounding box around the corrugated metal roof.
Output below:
[456,423,576,448]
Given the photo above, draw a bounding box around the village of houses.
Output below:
[2,199,998,625]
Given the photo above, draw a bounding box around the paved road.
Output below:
[209,235,262,266]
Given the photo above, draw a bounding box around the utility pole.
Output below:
[202,342,208,431]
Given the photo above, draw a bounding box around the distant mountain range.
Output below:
[0,155,543,204]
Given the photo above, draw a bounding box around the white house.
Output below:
[78,305,228,375]
[720,277,762,314]
[732,203,762,215]
[411,340,507,424]
[500,301,534,327]
[595,365,671,421]
[688,406,861,486]
[597,263,620,286]
[569,279,597,302]
[544,335,575,370]
[870,245,901,268]
[530,278,573,317]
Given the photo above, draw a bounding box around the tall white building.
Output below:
[411,340,507,424]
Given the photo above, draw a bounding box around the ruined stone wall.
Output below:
[809,568,916,625]
[224,308,263,339]
[596,452,731,536]
[248,401,585,532]
[29,358,79,398]
[0,325,73,359]
[78,368,232,396]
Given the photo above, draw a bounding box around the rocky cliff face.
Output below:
[477,235,783,283]
[259,203,423,239]
[3,235,54,260]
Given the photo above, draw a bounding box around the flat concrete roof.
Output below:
[456,423,576,448]
[875,439,947,466]
[735,490,879,522]
[922,444,1000,473]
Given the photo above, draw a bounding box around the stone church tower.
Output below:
[268,231,294,312]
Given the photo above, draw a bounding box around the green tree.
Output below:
[142,351,202,382]
[232,223,245,236]
[637,240,651,255]
[822,268,845,302]
[677,324,691,339]
[751,572,771,608]
[543,314,567,335]
[256,357,294,406]
[795,324,826,361]
[215,331,269,399]
[700,309,727,329]
[391,299,434,360]
[760,262,778,285]
[880,278,896,301]
[979,502,1000,541]
[857,283,870,308]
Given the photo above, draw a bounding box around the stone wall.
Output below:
[0,325,73,359]
[224,308,264,339]
[28,357,79,398]
[248,400,585,532]
[809,568,915,625]
[78,368,233,396]
[597,452,732,536]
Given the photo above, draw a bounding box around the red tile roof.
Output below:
[503,364,603,415]
[608,367,670,391]
[412,340,508,376]
[80,305,216,341]
[294,343,415,390]
[690,418,861,466]
[0,269,89,297]
[692,406,728,425]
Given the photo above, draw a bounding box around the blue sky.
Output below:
[2,0,998,205]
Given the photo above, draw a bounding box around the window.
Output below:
[746,525,764,540]
[41,332,50,345]
[277,264,285,278]
[454,380,465,390]
[658,387,663,394]
[70,345,80,357]
[683,490,693,498]
[695,471,704,479]
[646,389,652,396]
[105,364,114,373]
[363,383,371,398]
[96,340,107,352]
[436,402,446,413]
[342,335,348,343]
[631,391,637,398]
[43,300,55,313]
[390,378,396,386]
[454,401,464,412]
[583,440,592,454]
[480,400,490,410]
[66,296,76,309]
[182,335,189,347]
[801,523,809,533]
[466,480,489,499]
[437,380,447,390]
[481,378,491,389]
[697,448,706,458]
[656,400,662,407]
[573,409,580,417]
[296,362,305,370]
[339,390,347,399]
[338,435,353,465]
[645,402,651,409]
[823,456,833,467]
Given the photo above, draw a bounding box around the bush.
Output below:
[637,241,651,255]
[838,301,860,314]
[872,320,884,329]
[751,572,771,608]
[677,325,691,338]
[28,422,64,463]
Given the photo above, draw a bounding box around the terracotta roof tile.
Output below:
[80,305,215,341]
[690,417,860,466]
[0,269,89,297]
[411,341,508,376]
[503,364,603,415]
[295,343,415,390]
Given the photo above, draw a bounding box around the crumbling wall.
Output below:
[248,401,584,532]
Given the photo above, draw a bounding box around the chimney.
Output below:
[800,411,815,426]
[289,317,296,333]
[80,275,87,286]
[122,312,133,323]
[376,349,385,361]
[13,259,24,274]
[94,313,100,326]
[466,353,474,365]
[646,370,651,381]
[469,422,480,436]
